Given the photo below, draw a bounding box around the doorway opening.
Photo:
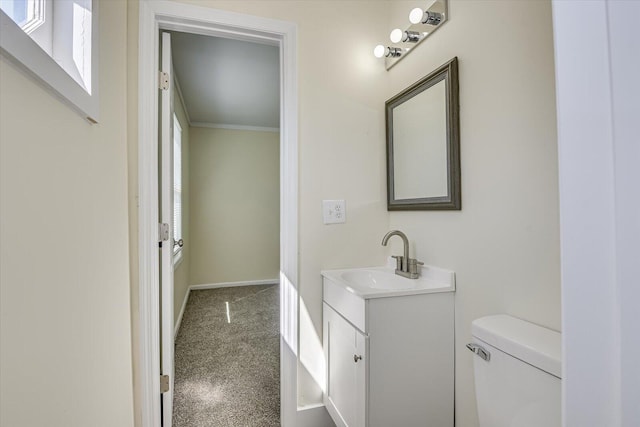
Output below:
[136,2,299,427]
[165,29,282,425]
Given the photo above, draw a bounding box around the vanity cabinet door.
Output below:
[324,303,366,427]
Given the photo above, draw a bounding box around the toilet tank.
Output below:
[470,315,561,427]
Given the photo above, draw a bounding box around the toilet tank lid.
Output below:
[472,314,562,378]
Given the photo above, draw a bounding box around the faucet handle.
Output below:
[407,258,424,275]
[391,255,404,271]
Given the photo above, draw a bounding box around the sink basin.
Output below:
[322,260,455,299]
[340,270,416,290]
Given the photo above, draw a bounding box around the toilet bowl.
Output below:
[469,314,561,427]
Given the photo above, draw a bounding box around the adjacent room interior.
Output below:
[167,31,281,426]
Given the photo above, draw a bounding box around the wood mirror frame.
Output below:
[386,57,460,210]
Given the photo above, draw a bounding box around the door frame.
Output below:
[136,1,299,426]
[552,1,639,425]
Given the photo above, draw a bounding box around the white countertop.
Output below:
[321,263,455,299]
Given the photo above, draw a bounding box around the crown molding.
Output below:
[190,122,279,132]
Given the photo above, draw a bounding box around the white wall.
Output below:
[385,2,561,426]
[188,127,280,285]
[173,95,190,325]
[0,2,134,426]
[553,1,640,425]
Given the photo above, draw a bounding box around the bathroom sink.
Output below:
[340,269,416,290]
[322,259,455,299]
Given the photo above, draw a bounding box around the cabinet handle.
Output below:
[353,354,362,363]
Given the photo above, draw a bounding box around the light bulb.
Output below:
[409,7,424,24]
[390,28,403,44]
[373,44,386,58]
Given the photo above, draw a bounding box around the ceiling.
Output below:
[170,32,280,129]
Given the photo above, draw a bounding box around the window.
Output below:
[2,0,45,32]
[173,114,183,263]
[0,0,98,121]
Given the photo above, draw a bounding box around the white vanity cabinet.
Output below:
[322,269,455,427]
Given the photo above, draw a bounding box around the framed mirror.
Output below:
[386,57,460,210]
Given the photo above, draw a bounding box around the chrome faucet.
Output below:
[381,230,424,279]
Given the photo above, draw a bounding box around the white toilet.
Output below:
[469,314,561,427]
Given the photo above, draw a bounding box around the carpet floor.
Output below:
[173,284,280,427]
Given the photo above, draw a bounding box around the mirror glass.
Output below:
[386,57,460,210]
[393,79,447,199]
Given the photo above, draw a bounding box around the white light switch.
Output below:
[323,200,346,224]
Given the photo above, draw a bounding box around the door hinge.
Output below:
[160,374,170,393]
[159,223,170,243]
[159,71,170,90]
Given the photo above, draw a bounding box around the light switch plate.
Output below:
[323,200,346,224]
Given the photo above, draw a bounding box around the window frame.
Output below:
[23,0,53,54]
[0,0,99,122]
[13,0,46,34]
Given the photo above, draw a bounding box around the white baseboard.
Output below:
[174,278,279,338]
[174,288,190,339]
[190,278,279,290]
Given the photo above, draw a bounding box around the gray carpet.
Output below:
[173,284,280,427]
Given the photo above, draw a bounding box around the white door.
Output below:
[160,31,175,427]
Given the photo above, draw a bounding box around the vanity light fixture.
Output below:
[373,0,448,70]
[390,29,422,44]
[409,8,444,26]
[374,45,403,58]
